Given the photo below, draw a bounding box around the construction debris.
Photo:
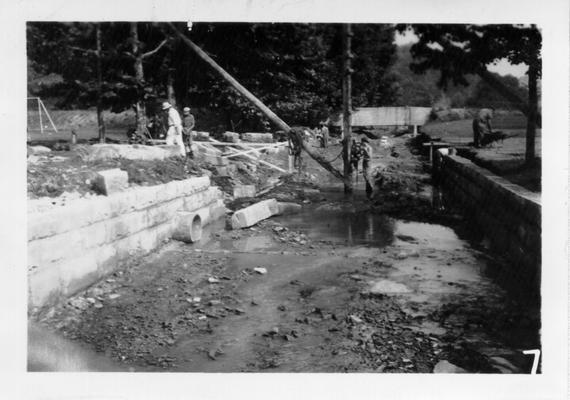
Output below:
[230,199,280,229]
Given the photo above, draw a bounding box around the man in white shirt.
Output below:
[162,102,185,156]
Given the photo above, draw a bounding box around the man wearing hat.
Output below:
[162,101,185,156]
[182,107,195,158]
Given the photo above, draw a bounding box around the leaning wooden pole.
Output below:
[168,23,344,180]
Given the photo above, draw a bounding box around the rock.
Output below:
[241,132,274,143]
[253,267,267,274]
[230,199,280,229]
[366,279,411,295]
[209,300,222,306]
[208,277,220,283]
[108,294,121,300]
[232,184,256,199]
[214,164,237,177]
[348,315,364,324]
[93,168,129,195]
[192,297,202,303]
[222,131,240,143]
[194,131,210,141]
[27,155,41,163]
[29,145,52,155]
[198,315,207,320]
[433,360,467,373]
[86,144,177,161]
[276,202,302,216]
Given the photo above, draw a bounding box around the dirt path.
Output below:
[30,135,540,373]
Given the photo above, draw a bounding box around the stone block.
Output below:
[223,131,240,143]
[230,199,279,229]
[146,198,183,227]
[94,168,128,196]
[29,145,52,155]
[28,264,62,308]
[192,131,210,141]
[105,210,148,242]
[233,185,256,199]
[241,132,274,143]
[215,164,237,177]
[276,202,302,216]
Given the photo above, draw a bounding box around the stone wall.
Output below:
[28,177,226,309]
[434,153,541,295]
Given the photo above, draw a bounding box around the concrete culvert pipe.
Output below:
[172,212,203,243]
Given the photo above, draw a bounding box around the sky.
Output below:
[393,30,529,78]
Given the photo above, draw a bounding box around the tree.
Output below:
[398,24,541,163]
[126,22,169,134]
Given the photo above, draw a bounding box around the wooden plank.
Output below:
[223,144,282,158]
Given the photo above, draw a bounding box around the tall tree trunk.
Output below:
[168,23,344,179]
[342,24,354,194]
[525,63,538,164]
[96,23,106,143]
[130,22,147,133]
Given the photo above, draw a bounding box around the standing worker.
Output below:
[360,137,373,198]
[182,106,195,158]
[472,107,494,148]
[319,121,329,148]
[162,101,185,156]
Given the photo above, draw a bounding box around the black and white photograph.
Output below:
[1,0,569,399]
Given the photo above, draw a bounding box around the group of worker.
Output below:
[161,101,195,157]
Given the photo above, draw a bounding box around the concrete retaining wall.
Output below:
[28,176,226,309]
[434,153,541,295]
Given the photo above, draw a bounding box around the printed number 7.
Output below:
[523,349,540,374]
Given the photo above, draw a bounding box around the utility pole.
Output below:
[342,24,354,194]
[96,23,106,143]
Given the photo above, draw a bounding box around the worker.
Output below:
[360,137,373,198]
[319,121,329,148]
[472,108,494,148]
[162,102,185,156]
[350,138,362,173]
[182,106,195,158]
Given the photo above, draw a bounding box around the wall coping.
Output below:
[444,155,541,206]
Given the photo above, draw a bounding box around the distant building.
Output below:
[330,106,432,128]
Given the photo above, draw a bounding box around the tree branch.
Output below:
[142,38,168,59]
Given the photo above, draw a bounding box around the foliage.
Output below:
[396,24,541,87]
[28,22,399,131]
